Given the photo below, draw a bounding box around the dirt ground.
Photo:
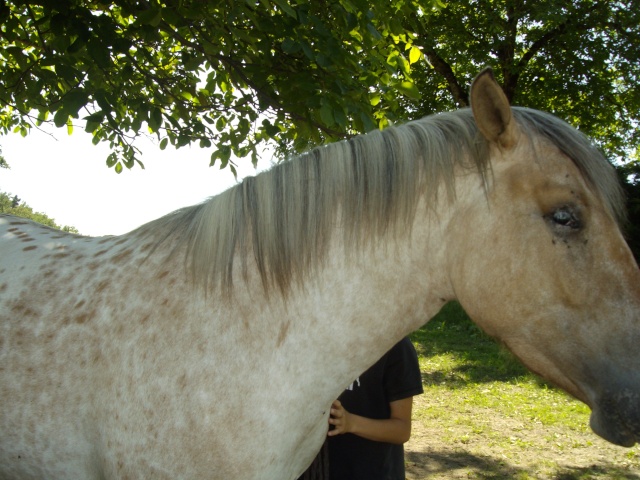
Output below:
[404,395,640,479]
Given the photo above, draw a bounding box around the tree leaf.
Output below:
[396,80,420,100]
[333,106,348,129]
[409,46,421,64]
[62,90,89,117]
[67,36,87,54]
[281,38,301,54]
[149,107,163,132]
[272,0,296,19]
[106,152,118,168]
[87,38,111,69]
[137,8,163,26]
[84,111,105,123]
[319,102,335,127]
[53,110,69,128]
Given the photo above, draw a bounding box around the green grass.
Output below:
[410,301,589,426]
[407,302,640,480]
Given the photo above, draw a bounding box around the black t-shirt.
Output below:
[328,337,423,480]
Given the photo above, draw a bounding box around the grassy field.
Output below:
[405,302,640,480]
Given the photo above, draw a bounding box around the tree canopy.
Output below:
[0,0,428,173]
[403,0,640,162]
[0,0,638,173]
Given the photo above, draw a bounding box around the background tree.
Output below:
[2,0,639,167]
[1,1,638,167]
[397,0,640,163]
[395,0,640,260]
[0,146,8,169]
[0,190,79,232]
[0,0,426,173]
[618,161,640,262]
[2,145,78,232]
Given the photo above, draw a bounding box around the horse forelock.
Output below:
[511,107,626,225]
[143,107,623,297]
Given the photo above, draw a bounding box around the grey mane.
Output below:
[142,107,624,296]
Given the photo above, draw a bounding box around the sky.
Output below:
[0,126,272,236]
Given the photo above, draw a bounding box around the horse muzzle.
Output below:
[589,387,640,447]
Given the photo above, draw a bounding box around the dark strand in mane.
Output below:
[144,108,624,298]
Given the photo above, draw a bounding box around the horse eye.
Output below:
[549,207,581,230]
[553,210,572,225]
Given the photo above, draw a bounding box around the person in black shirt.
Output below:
[299,337,423,480]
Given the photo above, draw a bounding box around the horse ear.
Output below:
[470,68,518,149]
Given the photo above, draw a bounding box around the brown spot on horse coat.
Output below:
[112,249,133,264]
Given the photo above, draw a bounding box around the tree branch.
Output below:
[421,45,469,107]
[516,3,602,73]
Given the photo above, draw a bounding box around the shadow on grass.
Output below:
[405,449,640,480]
[410,301,550,386]
[405,448,521,478]
[554,464,640,479]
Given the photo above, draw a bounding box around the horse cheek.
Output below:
[444,203,518,337]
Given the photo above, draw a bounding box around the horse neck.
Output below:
[247,200,456,402]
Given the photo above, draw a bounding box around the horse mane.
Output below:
[143,107,625,296]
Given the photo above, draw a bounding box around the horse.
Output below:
[1,68,638,479]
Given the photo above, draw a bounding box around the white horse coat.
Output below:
[1,70,639,479]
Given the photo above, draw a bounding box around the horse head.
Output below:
[448,68,640,446]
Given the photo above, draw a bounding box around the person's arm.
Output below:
[327,397,413,445]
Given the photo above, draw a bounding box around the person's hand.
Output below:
[327,399,352,436]
[326,397,414,443]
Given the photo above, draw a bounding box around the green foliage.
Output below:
[1,1,638,171]
[0,191,79,233]
[0,0,428,172]
[397,0,640,163]
[0,146,7,168]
